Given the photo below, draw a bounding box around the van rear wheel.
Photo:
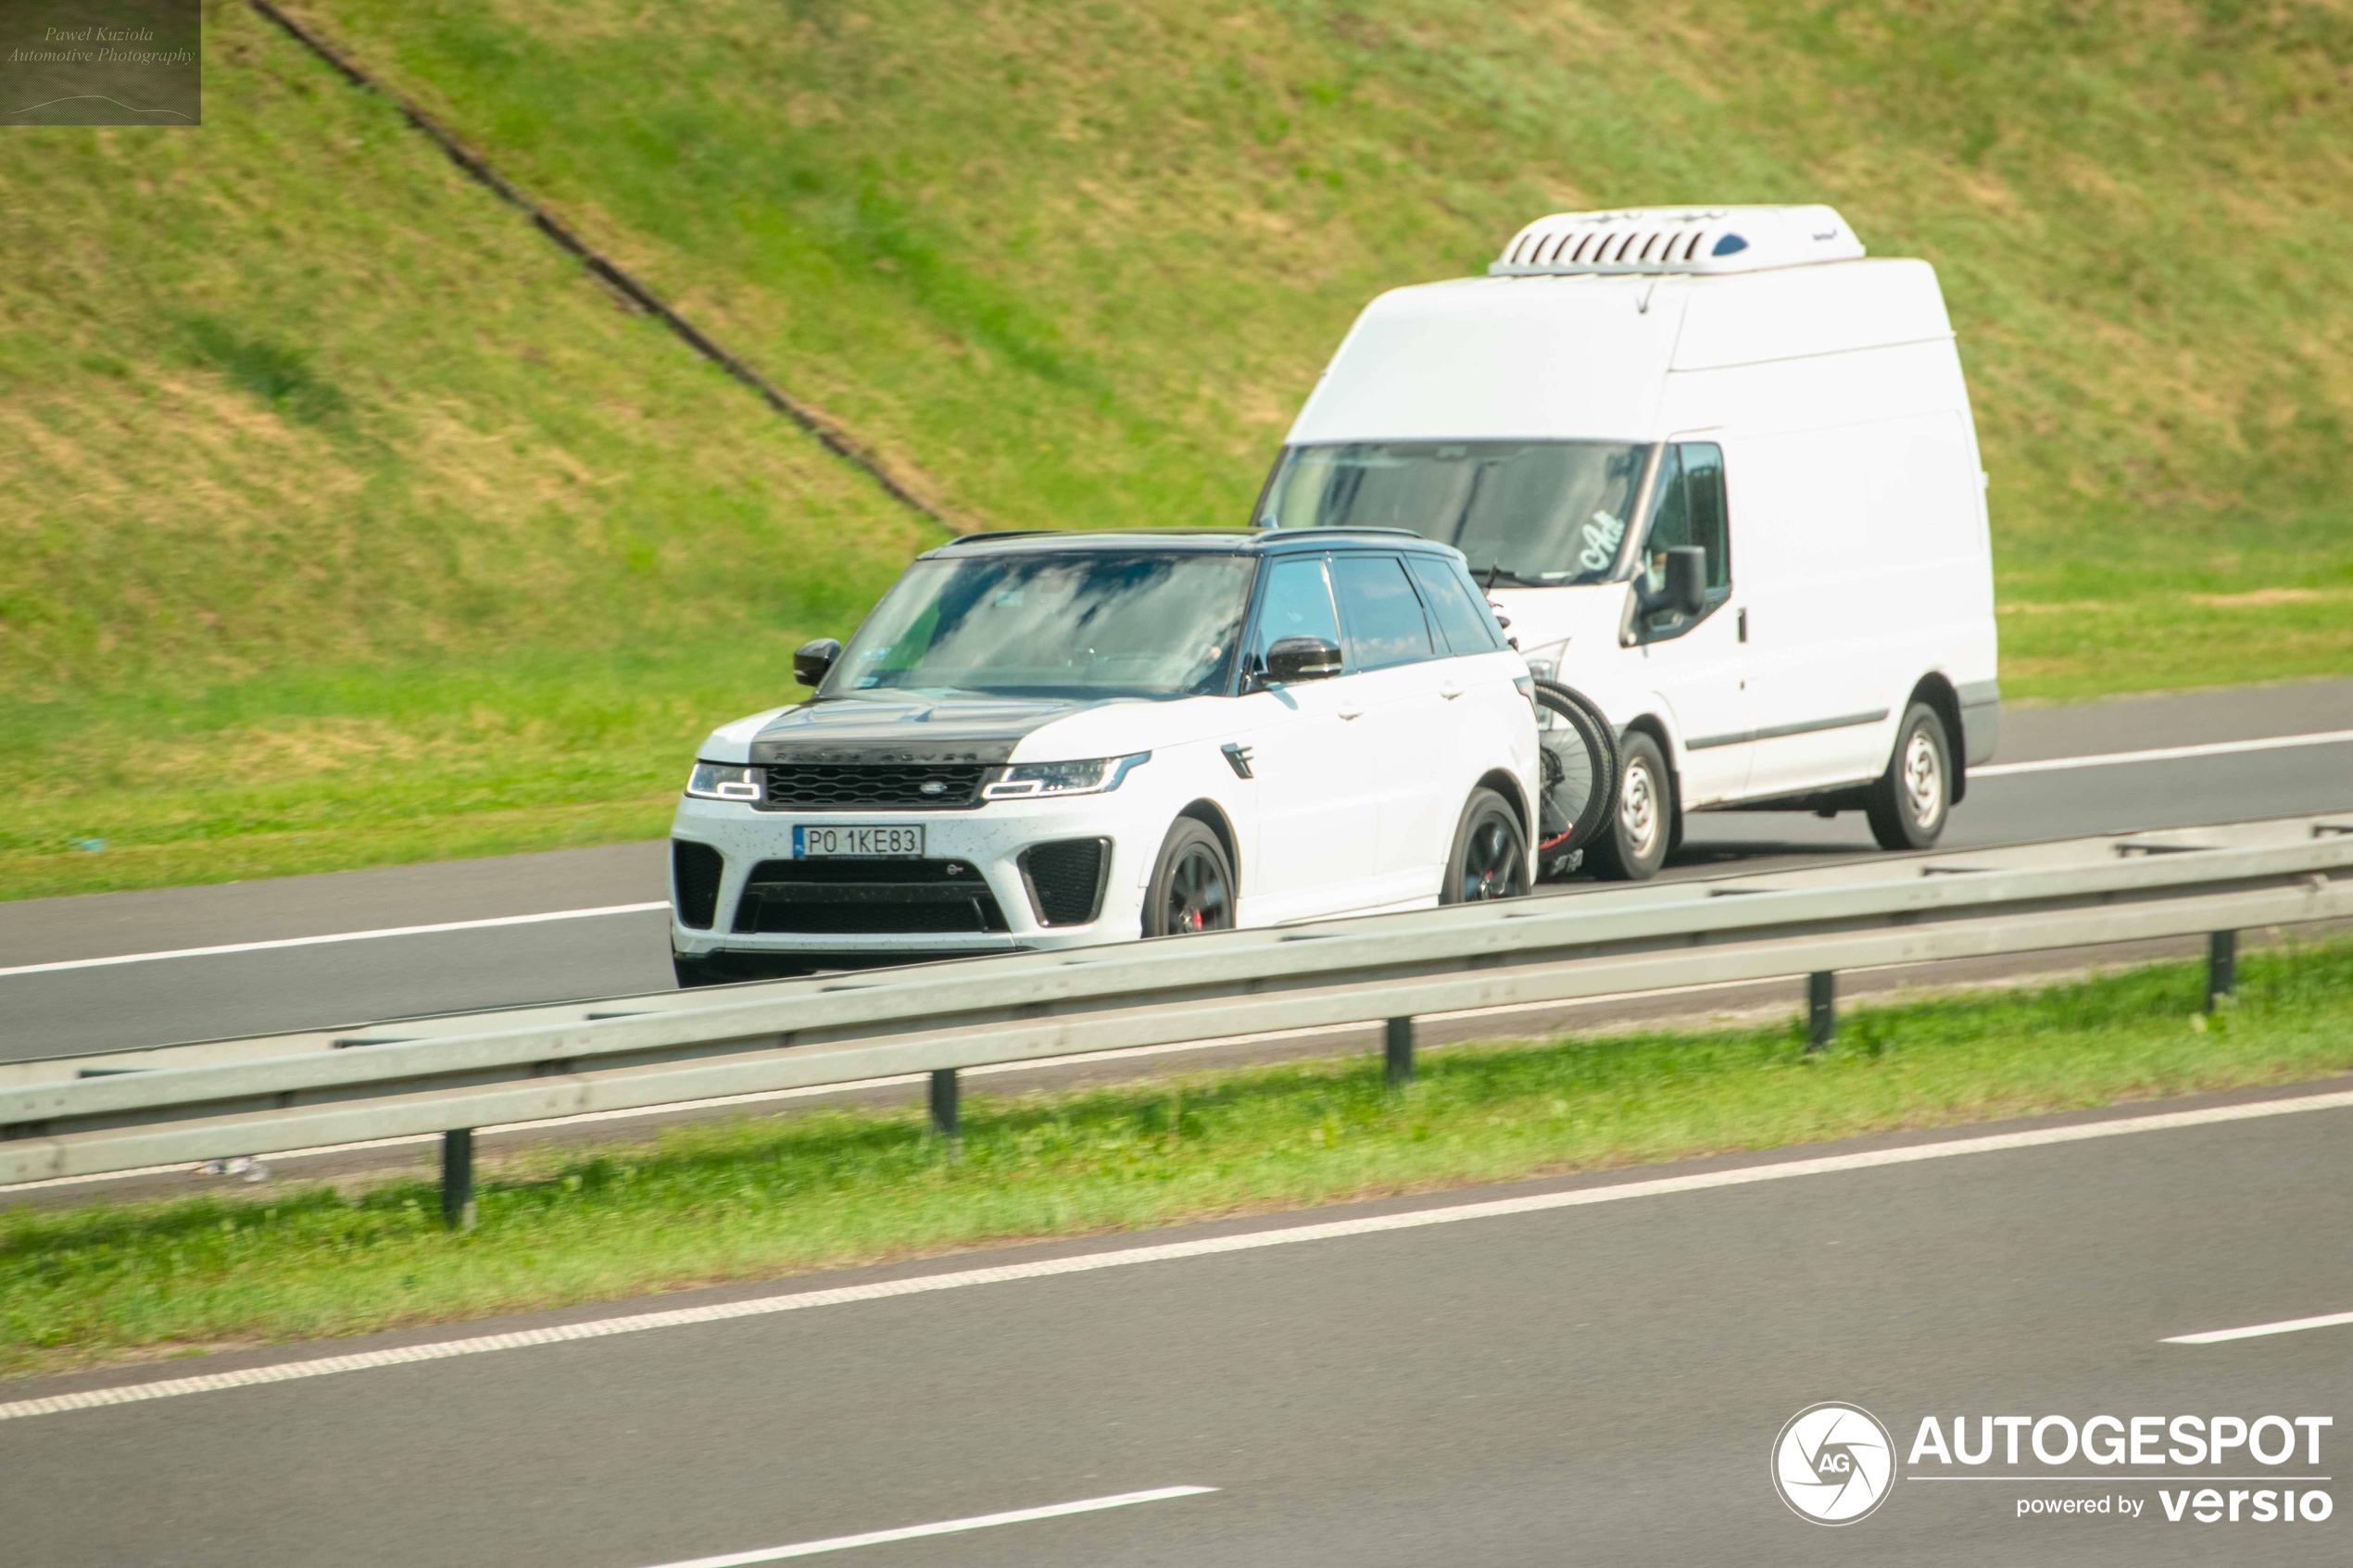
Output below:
[1867,701,1953,851]
[1585,731,1673,882]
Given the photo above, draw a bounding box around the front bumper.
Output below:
[668,795,1141,961]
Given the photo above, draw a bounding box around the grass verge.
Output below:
[7,937,2352,1382]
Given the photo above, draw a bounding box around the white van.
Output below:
[1255,205,2000,879]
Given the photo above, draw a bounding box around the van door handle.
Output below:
[1438,680,1464,701]
[1337,703,1364,721]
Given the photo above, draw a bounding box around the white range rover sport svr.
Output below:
[668,529,1540,985]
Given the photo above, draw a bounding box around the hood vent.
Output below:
[1489,205,1864,277]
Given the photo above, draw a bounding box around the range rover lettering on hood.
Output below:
[747,696,1094,767]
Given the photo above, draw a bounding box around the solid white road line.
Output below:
[5,1085,2348,1424]
[2164,1309,2353,1345]
[1972,727,2353,778]
[635,1487,1217,1567]
[0,901,670,979]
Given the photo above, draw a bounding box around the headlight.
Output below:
[981,752,1151,800]
[685,762,763,801]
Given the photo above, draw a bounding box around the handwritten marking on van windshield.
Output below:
[1577,510,1627,574]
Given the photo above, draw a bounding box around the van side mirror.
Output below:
[1264,635,1342,684]
[793,638,841,686]
[1663,546,1708,619]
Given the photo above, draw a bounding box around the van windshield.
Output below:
[824,552,1252,700]
[1258,441,1651,587]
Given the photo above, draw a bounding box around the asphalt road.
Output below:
[4,679,2351,1063]
[5,1081,2347,1566]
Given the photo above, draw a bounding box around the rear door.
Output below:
[1329,552,1455,903]
[1231,554,1383,922]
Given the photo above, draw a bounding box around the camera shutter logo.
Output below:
[1772,1402,1898,1524]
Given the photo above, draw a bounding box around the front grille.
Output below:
[672,840,724,930]
[762,763,987,811]
[733,859,1009,935]
[1020,837,1110,926]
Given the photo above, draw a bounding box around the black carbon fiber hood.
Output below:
[745,696,1091,766]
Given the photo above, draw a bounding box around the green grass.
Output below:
[5,0,2351,898]
[0,3,934,899]
[7,937,2350,1381]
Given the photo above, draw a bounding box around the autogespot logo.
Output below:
[1773,1402,1899,1524]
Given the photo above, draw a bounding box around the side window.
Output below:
[1638,442,1730,637]
[1330,554,1437,671]
[1251,556,1341,668]
[1682,442,1729,590]
[1641,444,1730,595]
[1406,556,1505,656]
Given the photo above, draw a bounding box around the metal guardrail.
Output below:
[4,814,2349,1222]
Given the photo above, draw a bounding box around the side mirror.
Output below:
[1264,635,1343,684]
[793,637,841,687]
[1663,546,1708,619]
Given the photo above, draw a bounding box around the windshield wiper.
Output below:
[1474,565,1546,588]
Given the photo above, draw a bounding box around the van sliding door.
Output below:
[1738,416,1979,799]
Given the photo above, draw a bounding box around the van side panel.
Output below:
[1655,336,1969,437]
[1669,258,1953,371]
[1668,333,1994,797]
[1287,277,1685,445]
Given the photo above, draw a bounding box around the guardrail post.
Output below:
[1806,972,1837,1050]
[440,1129,476,1231]
[1384,1017,1415,1086]
[929,1068,960,1138]
[2207,930,2237,1011]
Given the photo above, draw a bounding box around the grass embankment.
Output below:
[6,937,2349,1382]
[316,0,2353,697]
[0,3,932,900]
[6,1,2351,898]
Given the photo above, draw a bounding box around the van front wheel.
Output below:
[1867,701,1952,851]
[1585,731,1673,882]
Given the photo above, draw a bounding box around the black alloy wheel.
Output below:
[1442,787,1531,905]
[1866,700,1954,851]
[1143,817,1236,937]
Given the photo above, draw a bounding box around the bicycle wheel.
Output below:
[1531,679,1619,879]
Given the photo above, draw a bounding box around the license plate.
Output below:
[794,824,925,859]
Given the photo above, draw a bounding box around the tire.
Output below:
[1584,729,1673,882]
[1142,816,1237,937]
[1867,700,1953,851]
[1441,787,1530,904]
[1531,680,1619,880]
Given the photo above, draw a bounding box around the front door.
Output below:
[1233,554,1384,922]
[1629,443,1751,806]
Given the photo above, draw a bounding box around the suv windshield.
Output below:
[824,552,1252,700]
[1257,441,1651,586]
